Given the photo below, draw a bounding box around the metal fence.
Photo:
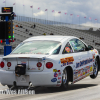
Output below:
[0,15,99,31]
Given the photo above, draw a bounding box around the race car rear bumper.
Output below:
[0,70,61,87]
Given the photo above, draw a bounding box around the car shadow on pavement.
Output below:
[35,84,98,94]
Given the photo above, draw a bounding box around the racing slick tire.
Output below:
[90,58,99,79]
[60,68,69,90]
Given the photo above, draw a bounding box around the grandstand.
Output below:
[0,16,100,53]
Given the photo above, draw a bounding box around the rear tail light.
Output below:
[1,61,4,68]
[46,62,53,69]
[37,62,42,67]
[7,62,11,67]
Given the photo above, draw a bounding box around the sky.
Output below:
[1,0,100,28]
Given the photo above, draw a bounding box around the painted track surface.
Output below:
[0,56,100,100]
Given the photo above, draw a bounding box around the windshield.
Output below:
[12,40,61,55]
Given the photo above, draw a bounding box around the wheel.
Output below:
[60,68,69,90]
[90,58,98,79]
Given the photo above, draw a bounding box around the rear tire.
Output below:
[60,68,69,90]
[90,58,98,79]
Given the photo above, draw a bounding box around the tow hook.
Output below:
[27,82,33,90]
[10,81,17,90]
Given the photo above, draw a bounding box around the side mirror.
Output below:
[87,45,94,50]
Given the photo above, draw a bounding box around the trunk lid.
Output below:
[3,54,49,72]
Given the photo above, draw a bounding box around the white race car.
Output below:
[0,36,99,89]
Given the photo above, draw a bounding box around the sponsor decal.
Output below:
[78,74,80,77]
[58,72,61,75]
[78,70,81,74]
[86,66,89,69]
[74,74,78,80]
[38,67,40,70]
[57,80,61,83]
[58,77,61,80]
[76,58,93,68]
[42,57,46,61]
[21,62,26,64]
[67,62,73,65]
[74,71,76,75]
[61,62,73,67]
[83,72,85,75]
[54,72,58,77]
[51,78,57,82]
[90,66,93,72]
[59,60,61,64]
[92,54,95,59]
[63,63,66,66]
[86,73,89,77]
[87,69,90,73]
[80,72,83,76]
[60,56,74,63]
[53,69,57,72]
[30,68,36,70]
[61,65,63,67]
[29,48,37,51]
[65,47,70,52]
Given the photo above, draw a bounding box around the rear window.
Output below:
[12,40,61,55]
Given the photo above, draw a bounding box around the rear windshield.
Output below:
[12,40,61,55]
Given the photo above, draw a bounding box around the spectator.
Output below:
[33,24,36,29]
[14,38,16,41]
[95,43,100,45]
[93,40,94,43]
[29,33,33,36]
[50,33,54,35]
[26,29,28,32]
[31,25,33,28]
[19,25,23,28]
[31,24,36,29]
[79,37,84,40]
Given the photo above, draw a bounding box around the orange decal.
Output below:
[60,56,74,63]
[60,58,65,63]
[86,66,89,68]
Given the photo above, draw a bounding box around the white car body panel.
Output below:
[0,36,99,87]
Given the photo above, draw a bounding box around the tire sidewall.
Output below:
[90,58,98,79]
[61,68,69,89]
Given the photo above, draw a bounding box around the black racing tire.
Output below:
[90,58,99,79]
[60,68,69,90]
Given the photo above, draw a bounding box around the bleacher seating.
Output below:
[0,19,100,53]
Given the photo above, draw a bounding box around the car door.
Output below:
[69,38,93,82]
